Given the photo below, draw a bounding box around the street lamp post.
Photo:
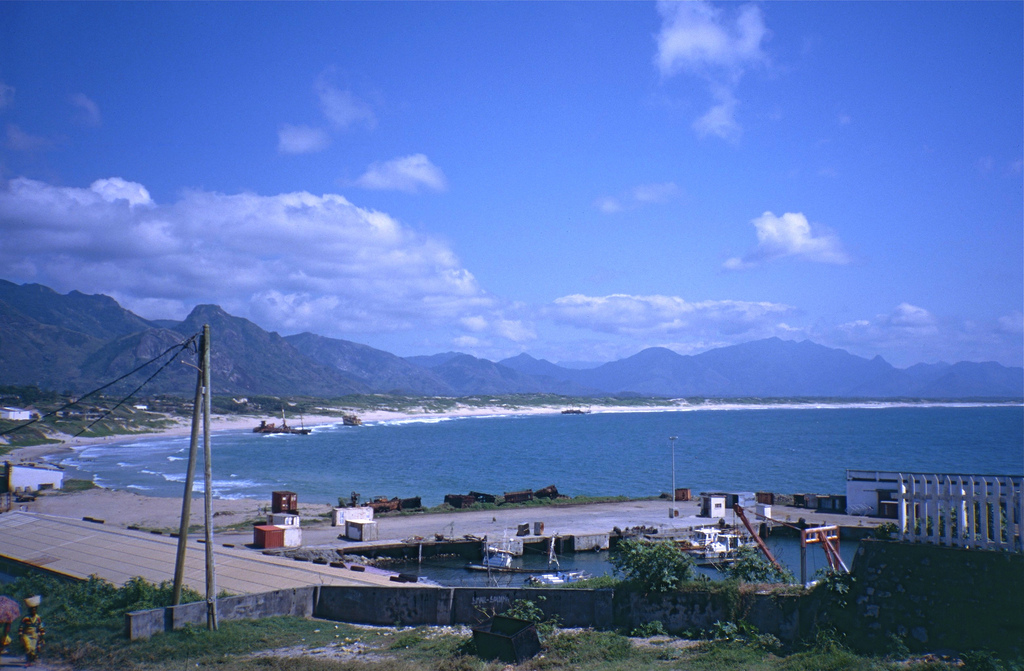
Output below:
[669,436,678,518]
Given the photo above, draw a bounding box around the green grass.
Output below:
[62,478,98,492]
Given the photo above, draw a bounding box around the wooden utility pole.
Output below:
[201,324,218,630]
[170,325,218,630]
[171,343,204,605]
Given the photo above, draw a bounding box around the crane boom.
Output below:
[732,505,786,575]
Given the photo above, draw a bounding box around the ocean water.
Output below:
[60,403,1023,506]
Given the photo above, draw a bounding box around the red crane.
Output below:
[733,504,849,584]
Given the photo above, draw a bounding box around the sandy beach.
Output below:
[5,403,684,529]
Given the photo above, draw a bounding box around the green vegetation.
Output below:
[611,538,696,593]
[0,571,1014,670]
[722,546,794,584]
[873,522,899,540]
[61,478,98,492]
[504,597,561,638]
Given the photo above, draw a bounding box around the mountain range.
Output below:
[1,280,1021,399]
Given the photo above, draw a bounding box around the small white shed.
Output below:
[699,492,727,519]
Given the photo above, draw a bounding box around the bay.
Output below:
[62,404,1023,506]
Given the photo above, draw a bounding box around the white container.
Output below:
[333,506,374,526]
[282,525,302,547]
[268,513,300,527]
[346,520,378,542]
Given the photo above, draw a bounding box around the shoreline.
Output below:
[3,402,666,466]
[5,400,1018,529]
[6,396,1018,469]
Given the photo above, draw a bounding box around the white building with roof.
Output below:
[4,461,65,493]
[0,407,34,421]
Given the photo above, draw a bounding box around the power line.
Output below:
[0,332,201,439]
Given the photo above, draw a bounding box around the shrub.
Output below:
[630,620,667,637]
[723,546,793,584]
[874,522,898,540]
[504,597,560,637]
[543,630,634,666]
[611,539,695,593]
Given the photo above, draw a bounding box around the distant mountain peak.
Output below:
[0,278,1020,399]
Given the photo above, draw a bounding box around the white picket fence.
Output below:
[897,473,1023,552]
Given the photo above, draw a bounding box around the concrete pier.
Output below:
[0,511,419,593]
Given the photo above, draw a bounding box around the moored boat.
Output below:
[525,570,592,586]
[678,526,754,566]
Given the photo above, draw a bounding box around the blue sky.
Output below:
[1,2,1021,367]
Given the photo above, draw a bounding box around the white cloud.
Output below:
[354,154,448,193]
[5,124,53,152]
[815,304,1024,367]
[691,90,740,141]
[632,182,679,203]
[0,177,508,340]
[997,311,1023,335]
[546,293,793,338]
[882,303,937,331]
[315,77,376,130]
[833,304,940,362]
[457,315,535,343]
[277,124,331,154]
[724,211,849,269]
[655,1,767,77]
[460,316,488,332]
[0,82,14,109]
[71,93,101,126]
[90,177,153,207]
[655,1,768,141]
[595,182,678,213]
[494,318,535,343]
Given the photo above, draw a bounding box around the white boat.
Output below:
[525,570,591,586]
[481,546,514,569]
[679,526,754,566]
[465,537,519,572]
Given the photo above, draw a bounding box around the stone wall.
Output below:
[127,584,794,641]
[612,587,809,640]
[126,587,316,640]
[126,541,1022,655]
[837,539,1023,656]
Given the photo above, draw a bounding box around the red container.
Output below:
[674,488,691,502]
[756,491,775,505]
[254,524,284,549]
[272,491,298,514]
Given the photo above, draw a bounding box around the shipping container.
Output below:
[254,524,284,549]
[272,491,298,514]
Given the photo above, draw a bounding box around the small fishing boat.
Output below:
[679,526,754,566]
[342,413,362,426]
[525,570,592,586]
[466,546,520,572]
[465,537,551,573]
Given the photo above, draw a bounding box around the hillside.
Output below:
[0,280,1020,399]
